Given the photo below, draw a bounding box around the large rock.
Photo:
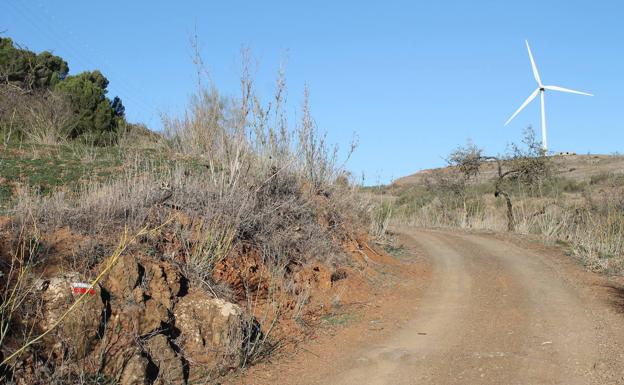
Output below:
[146,263,180,310]
[174,290,243,377]
[105,254,141,300]
[33,256,247,384]
[145,334,185,384]
[119,354,149,385]
[37,272,103,359]
[102,256,176,338]
[109,298,170,337]
[98,256,176,381]
[104,255,181,312]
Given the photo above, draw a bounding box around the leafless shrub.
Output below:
[239,260,284,368]
[297,86,339,191]
[0,85,20,145]
[0,85,73,145]
[370,200,393,239]
[21,91,73,145]
[115,123,162,149]
[0,228,39,369]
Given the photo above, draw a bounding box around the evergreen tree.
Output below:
[0,37,68,89]
[55,70,122,142]
[1,36,127,144]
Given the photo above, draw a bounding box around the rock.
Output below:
[142,299,170,334]
[147,263,179,310]
[163,263,183,297]
[330,268,348,283]
[32,256,248,384]
[594,360,609,371]
[37,272,81,330]
[37,272,103,359]
[119,354,149,385]
[212,256,268,299]
[105,254,141,300]
[110,298,170,337]
[145,334,185,384]
[102,257,176,338]
[174,290,243,377]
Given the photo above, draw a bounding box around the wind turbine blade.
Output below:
[504,88,540,126]
[543,85,593,96]
[525,40,542,86]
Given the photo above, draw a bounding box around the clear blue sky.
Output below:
[2,1,622,183]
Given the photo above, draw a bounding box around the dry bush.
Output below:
[369,201,392,240]
[13,160,165,234]
[0,85,73,145]
[0,227,48,383]
[115,123,162,149]
[0,85,21,145]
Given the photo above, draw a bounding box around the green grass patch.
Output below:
[321,312,356,327]
[0,143,216,213]
[384,243,406,259]
[0,143,211,213]
[0,144,122,210]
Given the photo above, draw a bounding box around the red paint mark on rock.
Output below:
[71,282,96,296]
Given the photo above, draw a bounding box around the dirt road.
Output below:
[229,228,624,385]
[322,229,624,385]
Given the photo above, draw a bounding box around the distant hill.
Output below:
[393,154,624,187]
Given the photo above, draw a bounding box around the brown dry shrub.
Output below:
[0,85,73,145]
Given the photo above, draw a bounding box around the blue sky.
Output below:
[2,1,622,183]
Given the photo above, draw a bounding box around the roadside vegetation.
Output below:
[388,129,624,275]
[0,38,387,384]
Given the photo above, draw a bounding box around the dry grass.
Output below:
[392,174,624,275]
[0,228,39,360]
[0,86,73,145]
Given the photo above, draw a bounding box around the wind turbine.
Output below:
[504,40,593,152]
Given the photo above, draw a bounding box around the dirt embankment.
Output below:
[0,218,400,384]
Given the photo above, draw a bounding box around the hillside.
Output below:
[0,38,396,384]
[384,146,624,278]
[394,154,624,187]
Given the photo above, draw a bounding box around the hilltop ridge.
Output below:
[394,154,624,187]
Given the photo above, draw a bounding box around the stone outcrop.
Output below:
[35,255,245,384]
[145,334,185,385]
[174,290,243,379]
[119,354,149,385]
[37,272,103,359]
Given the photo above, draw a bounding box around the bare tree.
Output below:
[449,128,551,231]
[444,140,481,226]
